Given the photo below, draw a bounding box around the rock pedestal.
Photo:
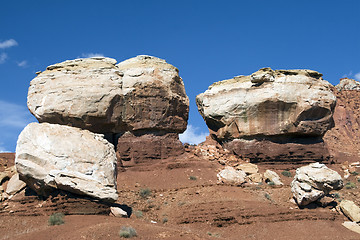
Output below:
[196,68,336,163]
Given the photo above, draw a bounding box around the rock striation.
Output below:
[196,68,336,163]
[324,78,360,163]
[15,122,118,202]
[27,56,189,166]
[291,163,343,206]
[28,56,189,134]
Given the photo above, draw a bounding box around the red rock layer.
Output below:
[324,89,360,163]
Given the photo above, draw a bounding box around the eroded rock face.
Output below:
[291,163,343,206]
[116,132,184,167]
[28,56,189,134]
[324,78,360,163]
[197,68,336,162]
[197,68,336,140]
[15,123,118,202]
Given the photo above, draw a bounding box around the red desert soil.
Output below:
[1,151,360,240]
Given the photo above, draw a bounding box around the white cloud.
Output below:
[179,124,208,145]
[0,100,34,128]
[0,53,7,64]
[17,60,27,67]
[0,39,18,49]
[81,53,104,58]
[354,72,360,81]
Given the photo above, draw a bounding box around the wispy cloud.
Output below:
[179,124,208,145]
[0,100,35,152]
[0,53,7,64]
[354,73,360,81]
[0,100,33,128]
[81,53,104,58]
[0,39,18,49]
[17,60,27,67]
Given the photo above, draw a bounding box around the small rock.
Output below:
[248,173,263,183]
[110,207,129,218]
[264,170,283,187]
[236,163,258,175]
[217,166,246,185]
[340,200,360,222]
[5,173,26,196]
[316,196,334,207]
[342,221,360,234]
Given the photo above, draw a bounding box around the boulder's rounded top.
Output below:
[116,55,178,71]
[45,57,117,71]
[336,78,360,91]
[208,68,323,90]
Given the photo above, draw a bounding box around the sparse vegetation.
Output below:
[119,226,137,238]
[334,193,341,199]
[267,181,275,186]
[134,210,143,218]
[139,188,152,199]
[281,170,292,177]
[264,193,272,201]
[345,182,356,189]
[351,171,359,176]
[207,232,220,238]
[189,176,197,180]
[48,212,65,226]
[162,217,168,223]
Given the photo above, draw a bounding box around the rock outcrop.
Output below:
[291,163,343,206]
[324,78,360,163]
[15,122,118,202]
[28,56,189,134]
[197,68,336,163]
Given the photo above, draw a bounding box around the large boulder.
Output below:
[291,163,343,206]
[15,122,118,202]
[196,68,336,162]
[28,56,189,134]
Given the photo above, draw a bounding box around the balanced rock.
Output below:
[15,122,118,202]
[196,68,336,162]
[291,163,343,206]
[28,56,189,134]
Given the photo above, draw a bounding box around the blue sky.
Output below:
[1,1,359,151]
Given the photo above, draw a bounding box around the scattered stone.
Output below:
[217,166,246,185]
[264,170,283,187]
[5,173,26,196]
[342,221,360,234]
[291,163,343,206]
[15,122,118,202]
[340,200,360,222]
[110,206,129,218]
[236,163,258,175]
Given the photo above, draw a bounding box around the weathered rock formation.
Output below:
[324,78,360,162]
[291,163,343,206]
[196,68,336,163]
[115,56,189,165]
[28,56,188,134]
[28,56,189,166]
[15,123,118,202]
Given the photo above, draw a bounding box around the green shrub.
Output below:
[189,176,197,180]
[264,193,271,201]
[139,188,151,199]
[134,210,143,218]
[351,171,359,176]
[162,217,168,223]
[267,181,275,186]
[345,182,356,189]
[334,193,341,199]
[48,212,65,226]
[119,226,137,238]
[281,170,292,177]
